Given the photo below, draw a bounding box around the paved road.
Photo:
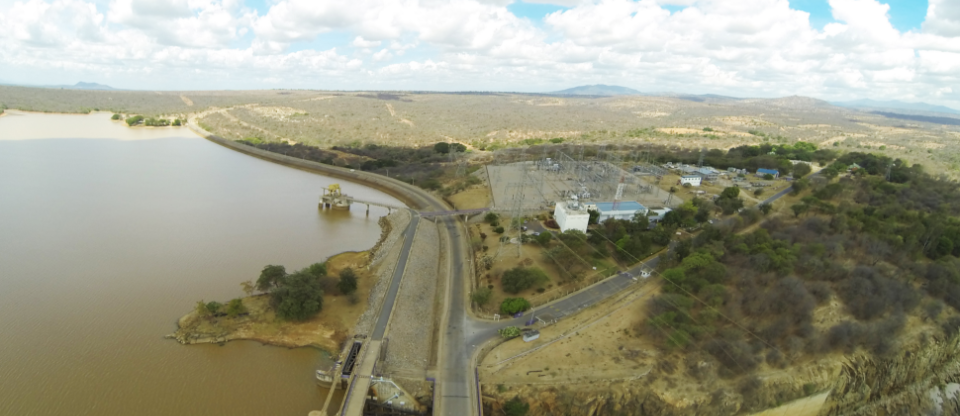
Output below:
[371,214,420,340]
[437,217,472,416]
[759,184,793,206]
[461,257,661,345]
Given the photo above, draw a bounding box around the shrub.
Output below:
[764,173,775,180]
[500,297,531,315]
[503,397,529,416]
[226,298,246,317]
[337,268,358,295]
[494,226,505,234]
[501,267,548,294]
[111,113,121,120]
[484,212,499,224]
[471,287,492,306]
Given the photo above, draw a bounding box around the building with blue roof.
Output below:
[756,168,780,178]
[594,201,648,223]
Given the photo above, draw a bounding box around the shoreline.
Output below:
[167,210,412,352]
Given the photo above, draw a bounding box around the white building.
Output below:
[680,175,702,187]
[554,199,590,233]
[595,201,648,223]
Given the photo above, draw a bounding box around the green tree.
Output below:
[305,262,328,278]
[535,232,553,246]
[337,268,358,295]
[759,203,773,215]
[226,298,247,317]
[125,115,144,126]
[484,212,499,224]
[588,209,600,224]
[633,212,650,230]
[792,162,812,178]
[272,271,324,321]
[433,142,450,154]
[502,267,548,293]
[504,397,530,416]
[495,226,505,234]
[791,203,809,218]
[172,119,182,126]
[500,297,531,315]
[256,265,287,292]
[791,178,809,195]
[720,187,740,200]
[471,287,493,306]
[763,173,775,180]
[450,143,467,153]
[205,301,223,315]
[111,113,121,120]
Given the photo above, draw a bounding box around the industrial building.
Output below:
[554,198,590,233]
[594,201,648,223]
[680,175,702,187]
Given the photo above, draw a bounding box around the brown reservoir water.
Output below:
[0,112,402,415]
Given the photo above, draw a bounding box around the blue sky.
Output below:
[789,0,929,30]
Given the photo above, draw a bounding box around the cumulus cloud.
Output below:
[0,0,957,108]
[923,0,960,37]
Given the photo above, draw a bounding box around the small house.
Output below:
[756,168,780,179]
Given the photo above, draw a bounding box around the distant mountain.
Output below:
[832,99,958,115]
[63,82,116,91]
[553,85,641,96]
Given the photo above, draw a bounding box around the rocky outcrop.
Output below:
[822,333,960,416]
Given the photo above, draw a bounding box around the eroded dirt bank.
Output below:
[482,331,960,416]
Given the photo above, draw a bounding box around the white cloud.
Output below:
[351,36,381,48]
[0,0,957,109]
[923,0,960,37]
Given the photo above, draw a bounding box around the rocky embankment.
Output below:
[482,332,960,416]
[167,210,412,350]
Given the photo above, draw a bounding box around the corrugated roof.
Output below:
[595,201,646,212]
[757,168,779,175]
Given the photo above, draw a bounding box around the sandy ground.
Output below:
[0,110,197,141]
[748,391,830,416]
[171,250,376,352]
[481,282,659,385]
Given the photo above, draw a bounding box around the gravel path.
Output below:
[382,219,441,374]
[353,210,411,336]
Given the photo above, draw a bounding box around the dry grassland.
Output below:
[4,86,959,176]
